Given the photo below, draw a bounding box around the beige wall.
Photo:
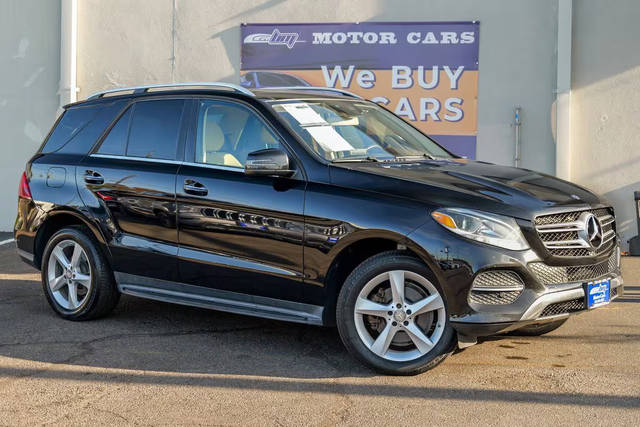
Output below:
[0,0,60,231]
[4,0,638,250]
[77,0,559,175]
[571,0,640,249]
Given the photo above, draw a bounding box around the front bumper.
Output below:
[405,218,623,339]
[451,275,623,337]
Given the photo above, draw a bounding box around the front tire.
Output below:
[41,227,120,320]
[336,251,456,375]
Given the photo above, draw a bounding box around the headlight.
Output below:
[431,208,529,250]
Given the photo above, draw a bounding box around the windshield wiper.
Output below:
[332,156,380,163]
[392,153,435,161]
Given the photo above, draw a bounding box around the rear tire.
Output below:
[41,227,120,320]
[336,251,455,375]
[512,318,567,336]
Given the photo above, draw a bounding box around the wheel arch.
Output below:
[33,209,109,270]
[321,231,440,326]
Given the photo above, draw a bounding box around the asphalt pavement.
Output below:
[0,241,639,425]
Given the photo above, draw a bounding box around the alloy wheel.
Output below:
[47,240,92,311]
[353,270,446,362]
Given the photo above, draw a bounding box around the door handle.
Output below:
[183,179,208,196]
[84,170,104,185]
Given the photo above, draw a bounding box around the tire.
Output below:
[41,226,120,320]
[336,251,456,375]
[512,318,567,336]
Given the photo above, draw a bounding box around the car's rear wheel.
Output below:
[512,318,567,336]
[41,227,120,320]
[337,251,456,375]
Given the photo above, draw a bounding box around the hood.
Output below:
[330,159,606,219]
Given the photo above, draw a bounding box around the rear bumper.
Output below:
[451,275,623,337]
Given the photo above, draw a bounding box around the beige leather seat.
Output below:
[202,116,242,167]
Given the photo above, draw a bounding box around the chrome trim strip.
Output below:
[536,221,584,231]
[89,153,183,165]
[599,215,614,226]
[520,287,585,321]
[536,217,614,233]
[544,239,591,249]
[180,161,243,173]
[470,286,525,292]
[177,246,300,278]
[89,154,244,173]
[88,82,254,100]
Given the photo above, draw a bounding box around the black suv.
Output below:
[15,83,622,375]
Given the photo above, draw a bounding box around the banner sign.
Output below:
[241,22,479,158]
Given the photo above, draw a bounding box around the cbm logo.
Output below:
[243,29,304,49]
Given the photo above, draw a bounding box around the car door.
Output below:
[78,97,190,283]
[176,98,306,302]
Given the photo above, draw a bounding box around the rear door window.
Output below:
[95,99,186,160]
[126,100,185,159]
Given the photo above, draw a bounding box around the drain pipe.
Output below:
[555,0,572,180]
[514,106,521,167]
[59,0,78,110]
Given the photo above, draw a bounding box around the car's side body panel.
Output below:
[76,155,181,282]
[176,164,307,301]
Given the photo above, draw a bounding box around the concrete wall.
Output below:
[77,0,558,175]
[0,1,61,231]
[6,0,637,250]
[571,0,640,249]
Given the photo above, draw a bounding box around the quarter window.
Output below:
[41,105,101,153]
[195,100,281,168]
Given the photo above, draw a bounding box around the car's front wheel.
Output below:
[336,251,456,375]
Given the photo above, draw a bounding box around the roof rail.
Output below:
[87,82,255,100]
[260,86,363,99]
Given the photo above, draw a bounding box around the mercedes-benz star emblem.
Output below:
[578,212,603,249]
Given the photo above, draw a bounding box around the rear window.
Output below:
[40,100,129,154]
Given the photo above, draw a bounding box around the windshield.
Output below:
[268,99,452,162]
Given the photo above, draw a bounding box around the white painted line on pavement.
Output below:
[0,238,15,246]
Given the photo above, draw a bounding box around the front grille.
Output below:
[469,290,522,305]
[540,298,585,317]
[611,286,619,299]
[468,270,524,305]
[534,208,616,257]
[529,252,618,286]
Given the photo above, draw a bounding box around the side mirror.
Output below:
[244,148,295,177]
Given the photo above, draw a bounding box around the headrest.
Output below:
[203,114,225,152]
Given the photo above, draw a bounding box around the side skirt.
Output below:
[114,272,324,325]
